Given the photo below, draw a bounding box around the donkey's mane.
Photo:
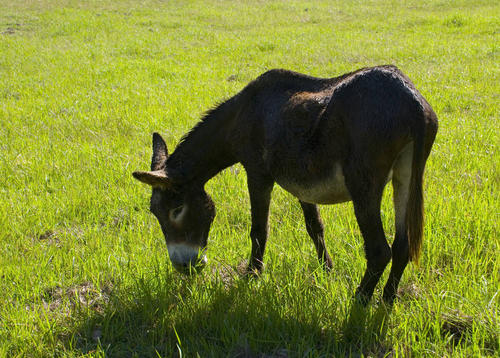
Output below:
[176,99,229,149]
[166,95,239,181]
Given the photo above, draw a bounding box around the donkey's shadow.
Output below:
[71,271,393,356]
[342,299,392,346]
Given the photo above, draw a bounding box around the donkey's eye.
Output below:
[169,205,184,221]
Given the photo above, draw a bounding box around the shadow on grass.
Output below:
[68,273,394,357]
[341,300,393,355]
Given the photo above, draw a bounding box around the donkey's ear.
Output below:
[151,132,169,171]
[132,170,172,188]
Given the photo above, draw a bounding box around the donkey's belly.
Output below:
[277,163,352,204]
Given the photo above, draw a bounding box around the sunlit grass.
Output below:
[0,0,498,356]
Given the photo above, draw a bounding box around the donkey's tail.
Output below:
[406,113,428,264]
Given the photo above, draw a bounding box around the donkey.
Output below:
[133,65,438,304]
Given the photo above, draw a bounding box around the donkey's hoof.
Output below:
[322,260,334,272]
[353,290,371,306]
[243,266,263,279]
[382,292,397,306]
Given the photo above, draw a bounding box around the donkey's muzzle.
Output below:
[167,243,207,274]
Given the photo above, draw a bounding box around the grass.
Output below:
[0,0,498,356]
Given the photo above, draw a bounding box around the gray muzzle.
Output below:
[167,243,207,274]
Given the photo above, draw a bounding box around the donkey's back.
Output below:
[234,66,436,203]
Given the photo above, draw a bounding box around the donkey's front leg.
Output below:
[299,201,333,271]
[246,174,274,274]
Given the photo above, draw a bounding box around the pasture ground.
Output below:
[0,0,498,356]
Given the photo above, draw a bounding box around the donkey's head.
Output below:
[133,133,215,274]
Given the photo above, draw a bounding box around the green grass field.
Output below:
[1,0,498,356]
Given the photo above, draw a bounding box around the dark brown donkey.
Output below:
[133,65,438,304]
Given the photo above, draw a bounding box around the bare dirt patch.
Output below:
[2,23,22,35]
[43,281,114,314]
[210,260,242,289]
[440,310,474,344]
[37,230,61,247]
[397,282,422,300]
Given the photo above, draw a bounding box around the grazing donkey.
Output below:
[133,65,438,304]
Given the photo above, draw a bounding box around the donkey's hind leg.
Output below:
[345,167,392,304]
[383,143,413,304]
[299,201,333,271]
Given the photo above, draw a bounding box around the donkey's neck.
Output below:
[166,98,238,186]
